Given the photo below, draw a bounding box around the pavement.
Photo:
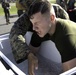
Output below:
[0,14,18,35]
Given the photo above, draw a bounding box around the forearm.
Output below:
[9,28,30,63]
[9,13,32,63]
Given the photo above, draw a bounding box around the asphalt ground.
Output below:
[0,15,18,35]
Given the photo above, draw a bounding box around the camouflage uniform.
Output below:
[52,4,69,19]
[19,0,35,11]
[9,0,69,63]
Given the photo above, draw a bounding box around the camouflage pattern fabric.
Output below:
[9,3,69,63]
[16,0,25,10]
[52,4,69,19]
[19,0,40,12]
[9,13,33,63]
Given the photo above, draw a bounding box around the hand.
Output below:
[28,53,38,75]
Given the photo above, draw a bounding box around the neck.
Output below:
[48,19,57,36]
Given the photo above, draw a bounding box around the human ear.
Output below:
[50,15,55,21]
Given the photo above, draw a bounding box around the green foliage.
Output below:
[49,0,56,3]
[10,5,17,15]
[0,5,4,15]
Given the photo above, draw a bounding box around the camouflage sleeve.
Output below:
[19,0,32,11]
[19,0,41,11]
[9,13,32,63]
[52,4,70,19]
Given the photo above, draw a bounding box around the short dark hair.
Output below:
[28,0,51,18]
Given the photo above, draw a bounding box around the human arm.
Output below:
[9,13,32,63]
[28,45,39,75]
[6,2,11,9]
[19,0,31,11]
[28,53,38,75]
[1,2,6,9]
[19,0,40,11]
[19,0,26,8]
[27,32,50,75]
[26,32,41,75]
[52,4,70,19]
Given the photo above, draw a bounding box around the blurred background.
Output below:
[0,0,76,35]
[0,0,76,21]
